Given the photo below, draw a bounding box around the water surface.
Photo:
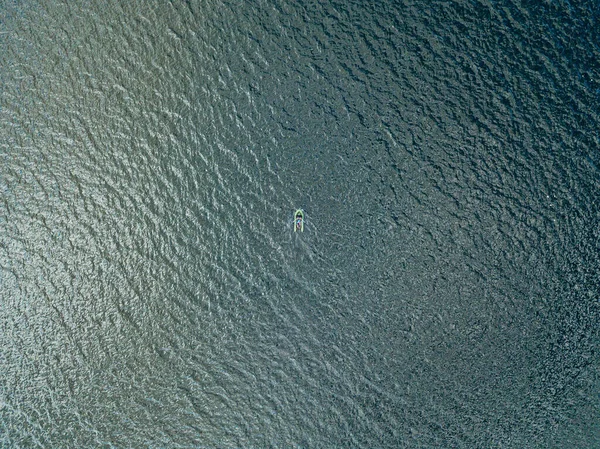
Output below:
[1,0,599,447]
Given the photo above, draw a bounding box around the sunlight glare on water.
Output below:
[1,0,599,447]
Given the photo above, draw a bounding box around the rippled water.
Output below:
[1,0,599,447]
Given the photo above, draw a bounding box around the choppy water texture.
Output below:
[1,0,600,447]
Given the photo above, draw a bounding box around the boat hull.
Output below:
[294,209,304,232]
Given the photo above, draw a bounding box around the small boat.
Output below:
[294,209,304,232]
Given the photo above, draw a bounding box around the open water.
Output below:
[1,0,599,447]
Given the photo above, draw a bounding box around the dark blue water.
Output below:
[1,0,599,447]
